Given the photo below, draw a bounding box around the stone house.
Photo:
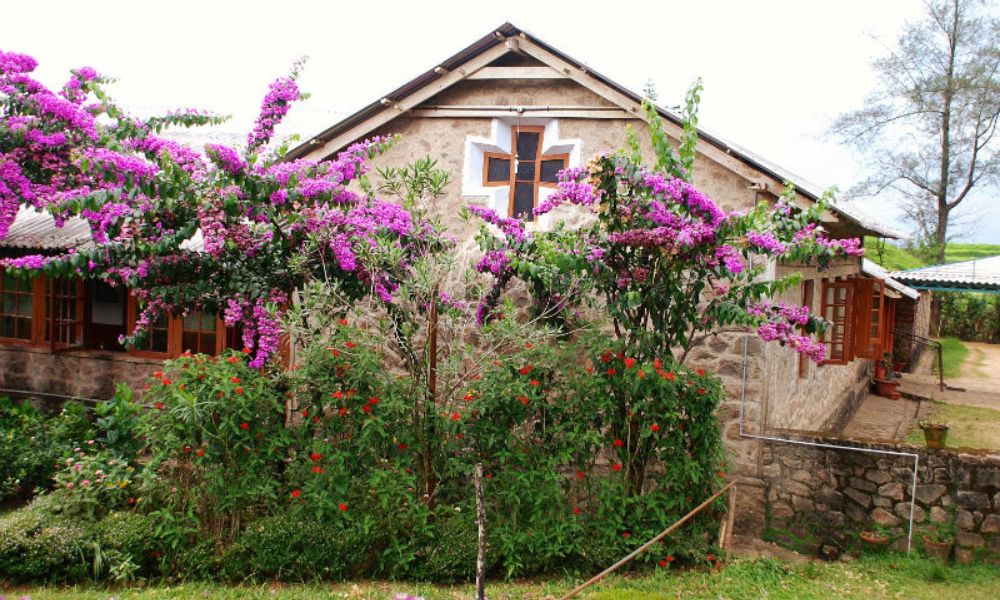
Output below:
[0,23,931,526]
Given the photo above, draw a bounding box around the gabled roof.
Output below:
[862,258,920,300]
[892,255,1000,293]
[287,22,902,239]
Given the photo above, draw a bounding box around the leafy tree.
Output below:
[831,0,1000,262]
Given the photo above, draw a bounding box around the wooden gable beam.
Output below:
[301,42,513,161]
[466,66,567,80]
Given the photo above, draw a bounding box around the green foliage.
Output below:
[941,294,1000,343]
[0,497,90,582]
[93,384,144,460]
[0,397,94,502]
[139,350,291,541]
[50,447,136,520]
[936,337,970,379]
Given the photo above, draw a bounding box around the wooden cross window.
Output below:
[182,311,224,355]
[43,277,84,349]
[820,278,855,365]
[482,125,568,221]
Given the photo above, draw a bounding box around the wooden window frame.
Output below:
[820,277,856,366]
[43,276,85,351]
[180,311,226,356]
[852,278,886,360]
[479,126,569,219]
[0,271,40,345]
[126,295,177,359]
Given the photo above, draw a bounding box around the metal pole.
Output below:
[558,482,735,600]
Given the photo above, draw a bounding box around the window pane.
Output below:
[0,316,13,337]
[183,332,198,353]
[516,132,539,160]
[16,296,31,317]
[540,159,565,183]
[200,313,216,331]
[183,313,200,329]
[2,294,15,314]
[486,157,510,182]
[515,160,535,181]
[200,333,216,354]
[92,283,124,326]
[513,183,535,221]
[151,329,168,353]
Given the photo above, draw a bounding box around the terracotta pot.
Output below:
[874,364,888,379]
[923,536,953,561]
[874,378,900,399]
[893,360,907,373]
[860,530,889,546]
[922,424,949,449]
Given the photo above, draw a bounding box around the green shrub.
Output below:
[50,448,136,519]
[0,499,90,582]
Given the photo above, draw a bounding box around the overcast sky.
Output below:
[7,0,998,243]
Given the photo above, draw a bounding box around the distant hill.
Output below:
[863,239,1000,272]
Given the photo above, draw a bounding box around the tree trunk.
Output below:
[474,463,487,600]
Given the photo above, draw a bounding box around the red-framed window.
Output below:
[820,278,855,366]
[0,270,36,342]
[482,125,568,221]
[820,276,892,366]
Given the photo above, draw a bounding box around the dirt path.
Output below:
[898,342,1000,411]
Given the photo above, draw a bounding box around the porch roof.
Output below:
[891,255,1000,293]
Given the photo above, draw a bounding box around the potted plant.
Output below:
[859,525,891,548]
[923,523,955,561]
[892,351,908,374]
[918,419,950,449]
[874,352,892,380]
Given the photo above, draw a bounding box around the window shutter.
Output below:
[821,278,855,365]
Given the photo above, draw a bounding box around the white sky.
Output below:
[7,0,998,243]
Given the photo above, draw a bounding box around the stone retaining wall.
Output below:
[759,433,1000,562]
[0,345,159,402]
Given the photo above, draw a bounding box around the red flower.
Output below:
[290,489,301,499]
[239,422,249,430]
[664,371,676,381]
[230,376,241,383]
[330,348,340,357]
[161,378,172,386]
[312,415,320,423]
[529,379,540,386]
[197,374,206,380]
[611,463,622,472]
[301,408,309,417]
[576,470,586,480]
[338,318,348,326]
[345,341,356,349]
[338,502,349,512]
[667,555,674,563]
[622,531,630,539]
[397,442,407,450]
[235,386,245,395]
[368,397,379,405]
[600,351,613,363]
[346,389,356,397]
[718,470,726,478]
[519,365,534,375]
[659,559,668,568]
[624,357,636,369]
[309,452,322,461]
[517,395,529,405]
[463,393,474,402]
[227,356,239,363]
[573,507,582,515]
[697,368,705,376]
[183,445,192,453]
[485,472,493,479]
[196,448,205,457]
[613,438,624,447]
[697,388,706,395]
[707,553,715,562]
[154,402,166,410]
[650,423,660,433]
[153,371,164,379]
[311,466,324,474]
[606,368,616,376]
[241,347,252,354]
[585,365,594,374]
[653,358,662,369]
[637,369,645,379]
[339,407,349,417]
[362,405,372,414]
[331,390,343,399]
[451,412,460,421]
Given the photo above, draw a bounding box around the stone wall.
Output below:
[759,434,1000,562]
[0,345,159,402]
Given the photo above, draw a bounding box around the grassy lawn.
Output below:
[863,240,1000,272]
[5,556,1000,600]
[905,401,1000,449]
[944,243,1000,263]
[936,336,969,379]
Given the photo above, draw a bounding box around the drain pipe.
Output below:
[737,333,919,553]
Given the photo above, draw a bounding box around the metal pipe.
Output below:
[738,333,919,553]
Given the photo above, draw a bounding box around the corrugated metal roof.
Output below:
[891,255,1000,292]
[285,22,904,240]
[0,206,92,250]
[862,258,920,300]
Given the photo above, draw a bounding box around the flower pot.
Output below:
[874,378,900,399]
[860,530,889,546]
[893,360,907,373]
[923,536,953,561]
[874,364,888,379]
[921,424,949,449]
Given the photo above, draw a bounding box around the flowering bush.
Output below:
[139,350,290,541]
[50,445,135,519]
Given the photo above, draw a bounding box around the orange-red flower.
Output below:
[330,348,340,357]
[301,408,309,417]
[697,368,705,376]
[311,466,323,474]
[659,559,668,567]
[345,341,356,349]
[576,470,586,480]
[309,452,322,461]
[227,356,239,363]
[613,438,623,447]
[338,407,349,417]
[362,405,372,414]
[529,379,540,386]
[161,378,172,385]
[338,318,348,326]
[606,368,616,375]
[235,386,245,395]
[650,423,660,433]
[451,412,460,421]
[368,397,379,405]
[573,507,582,515]
[241,347,251,354]
[239,422,249,430]
[622,531,630,539]
[637,369,645,379]
[196,448,205,457]
[338,502,348,511]
[519,365,534,375]
[624,357,636,369]
[230,376,241,383]
[517,395,529,405]
[697,388,706,395]
[611,463,622,472]
[153,370,164,379]
[290,489,301,499]
[154,402,166,410]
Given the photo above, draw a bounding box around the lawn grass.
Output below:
[863,240,1000,271]
[944,243,1000,263]
[905,401,1000,449]
[6,555,1000,600]
[936,336,969,379]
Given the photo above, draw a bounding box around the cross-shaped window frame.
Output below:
[480,125,569,221]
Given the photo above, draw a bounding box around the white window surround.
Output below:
[461,118,582,230]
